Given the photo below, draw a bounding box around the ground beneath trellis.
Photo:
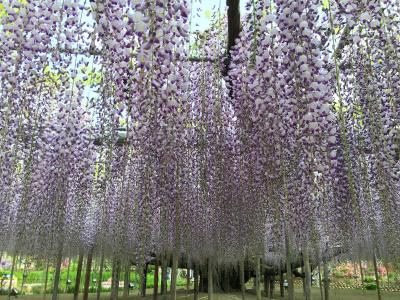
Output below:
[0,288,399,300]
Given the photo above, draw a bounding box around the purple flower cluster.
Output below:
[0,0,399,266]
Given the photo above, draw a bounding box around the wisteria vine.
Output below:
[0,0,399,273]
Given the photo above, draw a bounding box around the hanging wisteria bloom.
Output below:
[0,1,399,294]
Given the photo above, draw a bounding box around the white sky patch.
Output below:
[191,0,246,31]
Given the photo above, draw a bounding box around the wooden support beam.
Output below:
[1,46,215,63]
[224,0,241,76]
[227,0,241,54]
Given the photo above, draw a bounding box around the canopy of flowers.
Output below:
[0,0,399,268]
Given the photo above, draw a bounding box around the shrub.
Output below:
[26,271,44,283]
[177,277,187,286]
[31,286,43,295]
[365,283,377,290]
[333,271,345,278]
[388,273,396,280]
[363,276,375,283]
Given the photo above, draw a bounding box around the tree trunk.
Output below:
[285,236,294,300]
[52,248,63,300]
[110,259,121,300]
[74,252,84,300]
[227,268,231,293]
[318,265,324,300]
[384,263,390,285]
[141,263,148,297]
[255,257,261,300]
[65,257,71,293]
[359,259,365,293]
[304,252,312,300]
[279,270,284,298]
[111,261,116,300]
[97,254,104,300]
[170,253,178,300]
[199,270,205,293]
[323,258,329,300]
[83,250,94,300]
[208,258,214,300]
[21,259,27,291]
[153,264,159,300]
[194,265,199,300]
[269,277,275,299]
[263,275,270,298]
[301,264,306,297]
[186,260,191,292]
[239,259,246,300]
[372,252,382,300]
[123,264,130,300]
[225,0,241,77]
[44,259,50,297]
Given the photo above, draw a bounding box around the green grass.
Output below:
[305,287,399,300]
[0,268,188,295]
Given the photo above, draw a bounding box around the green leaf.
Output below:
[43,66,63,86]
[204,9,212,20]
[334,26,340,35]
[0,3,6,19]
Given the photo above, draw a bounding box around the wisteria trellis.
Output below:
[0,0,399,280]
